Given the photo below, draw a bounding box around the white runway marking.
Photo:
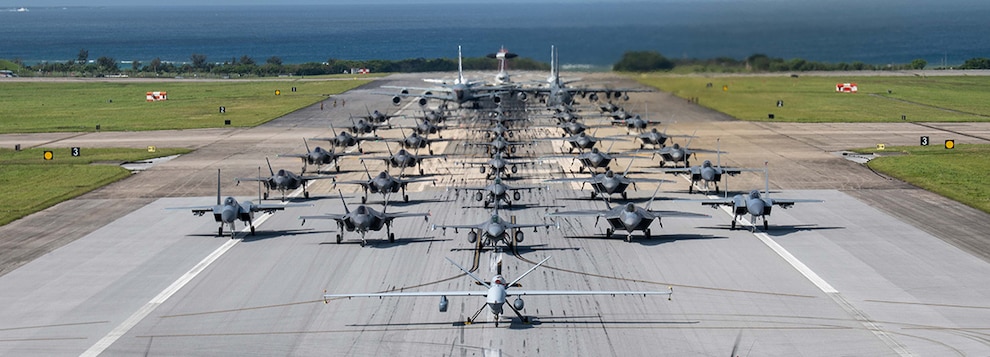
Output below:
[80,198,289,357]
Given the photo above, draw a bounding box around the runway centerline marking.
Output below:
[80,197,289,357]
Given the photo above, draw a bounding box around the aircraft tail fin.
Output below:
[303,138,311,154]
[216,169,222,205]
[338,189,350,214]
[621,155,636,176]
[508,256,552,287]
[763,161,770,198]
[265,157,275,177]
[446,257,490,288]
[457,45,465,85]
[716,138,721,169]
[257,166,263,202]
[329,123,338,138]
[645,179,664,211]
[361,160,373,181]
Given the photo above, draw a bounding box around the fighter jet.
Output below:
[699,164,823,230]
[278,138,359,173]
[364,143,446,175]
[393,117,450,138]
[347,116,390,135]
[465,134,532,157]
[380,131,450,155]
[299,191,430,246]
[458,152,537,179]
[167,169,310,237]
[334,162,435,203]
[550,183,710,242]
[545,160,673,201]
[656,139,759,194]
[432,204,553,247]
[548,132,624,154]
[311,124,380,153]
[611,114,662,133]
[361,107,401,124]
[637,128,695,149]
[450,177,547,208]
[322,256,672,327]
[641,139,716,168]
[235,158,336,200]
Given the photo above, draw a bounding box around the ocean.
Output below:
[2,1,989,68]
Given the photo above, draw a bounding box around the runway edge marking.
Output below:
[79,200,286,357]
[689,176,914,356]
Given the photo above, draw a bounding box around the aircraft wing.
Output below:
[299,175,337,181]
[431,223,484,231]
[253,203,311,213]
[299,214,346,222]
[386,212,431,220]
[644,210,711,220]
[507,222,554,231]
[698,198,735,207]
[324,290,486,299]
[165,205,217,214]
[507,288,672,298]
[721,168,763,176]
[276,153,308,159]
[548,210,607,217]
[233,176,268,183]
[770,198,824,208]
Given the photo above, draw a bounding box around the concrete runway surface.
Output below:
[1,72,990,356]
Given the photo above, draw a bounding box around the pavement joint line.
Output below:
[80,192,295,357]
[697,178,912,357]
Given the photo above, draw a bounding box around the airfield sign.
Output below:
[921,136,929,146]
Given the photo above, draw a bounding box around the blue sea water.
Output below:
[2,1,989,68]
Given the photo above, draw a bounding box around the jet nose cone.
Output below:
[221,206,237,223]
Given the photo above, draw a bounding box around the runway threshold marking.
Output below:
[80,194,294,357]
[693,176,913,357]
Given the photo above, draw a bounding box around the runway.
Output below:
[1,72,990,356]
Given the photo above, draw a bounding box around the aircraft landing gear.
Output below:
[250,225,256,235]
[389,233,396,243]
[621,192,627,200]
[688,184,693,194]
[731,219,737,230]
[335,234,342,244]
[605,228,613,239]
[645,228,651,239]
[763,220,769,231]
[218,226,224,237]
[625,233,633,243]
[403,194,409,202]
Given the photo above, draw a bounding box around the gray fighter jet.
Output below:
[334,162,435,203]
[311,124,380,153]
[656,140,759,194]
[278,138,359,173]
[458,152,537,179]
[611,114,662,133]
[323,256,672,327]
[450,177,547,208]
[699,164,823,230]
[550,183,710,242]
[545,160,673,201]
[235,158,336,200]
[381,131,450,155]
[299,191,430,246]
[364,143,446,175]
[167,169,310,237]
[431,205,554,247]
[637,128,695,149]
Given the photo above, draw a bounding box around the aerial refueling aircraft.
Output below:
[322,256,672,327]
[167,169,310,237]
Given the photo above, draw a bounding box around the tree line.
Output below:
[6,48,990,77]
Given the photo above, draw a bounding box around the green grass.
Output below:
[0,147,191,226]
[635,74,990,122]
[860,144,990,214]
[0,79,371,133]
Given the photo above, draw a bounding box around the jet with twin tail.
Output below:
[235,157,336,200]
[698,162,823,231]
[322,256,672,327]
[334,162,435,204]
[167,169,311,237]
[545,159,674,201]
[278,138,360,173]
[300,190,430,246]
[550,182,710,242]
[311,124,380,153]
[432,202,554,248]
[458,152,538,179]
[450,177,547,208]
[364,142,447,176]
[655,139,760,194]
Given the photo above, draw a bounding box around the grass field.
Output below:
[858,144,990,214]
[636,75,990,122]
[0,147,191,226]
[0,79,371,133]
